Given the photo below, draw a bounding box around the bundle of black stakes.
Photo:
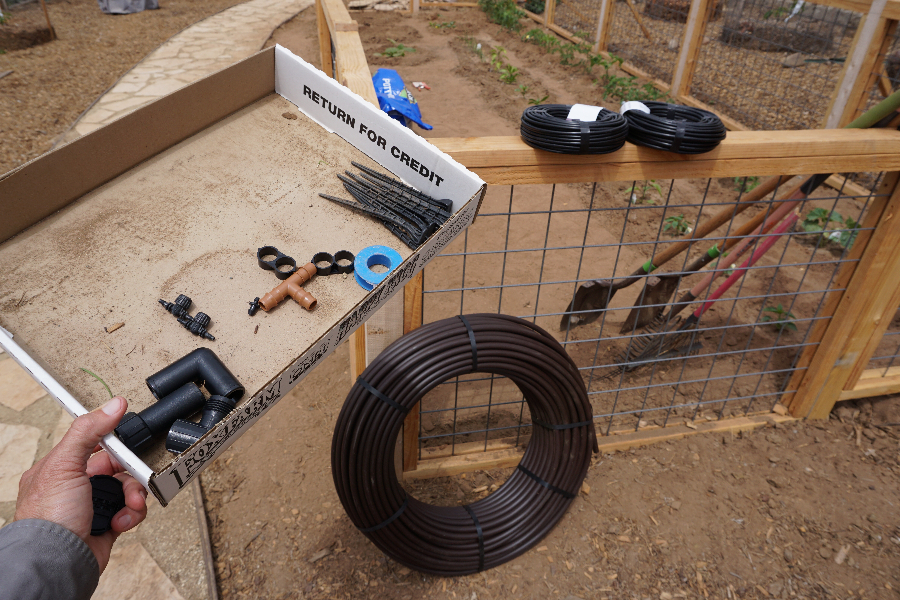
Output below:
[320,161,452,250]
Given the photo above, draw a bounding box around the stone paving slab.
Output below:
[96,541,187,600]
[0,422,41,502]
[0,358,47,412]
[62,0,312,142]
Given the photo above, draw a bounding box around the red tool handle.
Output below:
[695,213,799,319]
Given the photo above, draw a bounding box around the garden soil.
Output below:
[2,3,899,599]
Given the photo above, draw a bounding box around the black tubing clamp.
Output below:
[312,250,355,276]
[257,246,297,280]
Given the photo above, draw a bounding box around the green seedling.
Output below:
[835,216,861,249]
[800,207,843,234]
[761,304,798,332]
[733,176,761,193]
[524,0,545,12]
[625,180,663,204]
[499,64,519,84]
[375,40,416,58]
[528,94,549,105]
[517,84,530,97]
[461,36,485,61]
[663,214,692,235]
[479,0,525,31]
[429,20,456,29]
[490,45,507,70]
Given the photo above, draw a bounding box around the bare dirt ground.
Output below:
[0,0,247,174]
[200,7,900,600]
[2,3,899,599]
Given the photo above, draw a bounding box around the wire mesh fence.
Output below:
[607,0,691,85]
[414,172,884,459]
[552,0,602,39]
[691,0,860,129]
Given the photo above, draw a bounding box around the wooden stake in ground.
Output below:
[39,0,56,40]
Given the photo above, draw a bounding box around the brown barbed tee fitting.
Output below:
[259,262,318,311]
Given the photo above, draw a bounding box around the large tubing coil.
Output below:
[520,104,629,154]
[331,313,598,576]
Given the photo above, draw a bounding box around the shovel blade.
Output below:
[620,274,682,333]
[560,279,615,330]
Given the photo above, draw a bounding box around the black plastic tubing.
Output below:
[622,101,726,154]
[520,104,629,154]
[331,314,598,576]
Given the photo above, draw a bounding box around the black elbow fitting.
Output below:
[115,382,206,453]
[166,395,237,453]
[145,347,244,401]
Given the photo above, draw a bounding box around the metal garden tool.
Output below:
[619,177,810,333]
[560,174,792,330]
[610,89,900,333]
[611,212,799,377]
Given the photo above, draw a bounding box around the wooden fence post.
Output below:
[315,0,334,78]
[824,0,890,129]
[835,19,897,128]
[402,272,425,472]
[671,0,714,97]
[785,172,900,419]
[593,0,615,52]
[543,0,557,29]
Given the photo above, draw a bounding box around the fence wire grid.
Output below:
[414,173,886,459]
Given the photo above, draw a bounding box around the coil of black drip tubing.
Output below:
[332,313,599,576]
[520,104,629,154]
[621,101,726,154]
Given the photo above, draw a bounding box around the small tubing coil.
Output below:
[520,104,629,154]
[622,101,726,154]
[332,313,598,576]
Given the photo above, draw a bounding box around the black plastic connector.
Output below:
[159,294,216,341]
[145,347,244,401]
[90,475,126,536]
[166,395,237,453]
[114,382,206,453]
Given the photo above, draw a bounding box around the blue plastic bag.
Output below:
[372,68,433,130]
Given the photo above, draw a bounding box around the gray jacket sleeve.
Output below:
[0,519,100,600]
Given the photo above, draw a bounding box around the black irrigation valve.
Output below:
[115,348,244,453]
[166,394,238,453]
[115,382,207,453]
[89,475,126,536]
[158,294,216,341]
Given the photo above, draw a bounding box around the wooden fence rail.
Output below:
[317,0,900,479]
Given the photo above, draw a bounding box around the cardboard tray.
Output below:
[0,45,485,504]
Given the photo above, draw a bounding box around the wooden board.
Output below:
[429,130,900,184]
[593,0,615,52]
[401,272,423,472]
[404,414,794,480]
[840,367,900,400]
[671,0,713,97]
[787,173,900,418]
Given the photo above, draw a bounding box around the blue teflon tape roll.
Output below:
[354,245,404,290]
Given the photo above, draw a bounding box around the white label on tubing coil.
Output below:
[566,104,604,121]
[619,101,651,115]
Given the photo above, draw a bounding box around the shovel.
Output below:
[560,174,792,329]
[619,177,810,332]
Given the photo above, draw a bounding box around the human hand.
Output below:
[13,396,149,572]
